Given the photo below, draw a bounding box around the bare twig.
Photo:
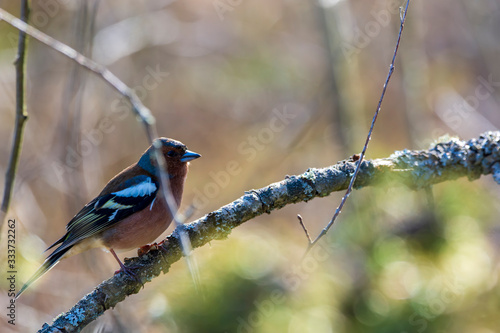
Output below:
[0,7,200,293]
[0,0,30,233]
[0,8,154,127]
[151,143,203,292]
[297,214,312,244]
[306,0,411,253]
[38,131,500,332]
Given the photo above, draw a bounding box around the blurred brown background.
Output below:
[1,0,500,332]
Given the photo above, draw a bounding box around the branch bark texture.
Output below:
[39,131,500,333]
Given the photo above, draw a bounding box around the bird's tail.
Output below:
[15,246,70,299]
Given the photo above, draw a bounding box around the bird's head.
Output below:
[138,138,201,177]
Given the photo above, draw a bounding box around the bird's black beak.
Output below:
[180,150,201,162]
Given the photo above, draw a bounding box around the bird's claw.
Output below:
[114,264,144,288]
[138,240,169,256]
[138,242,160,256]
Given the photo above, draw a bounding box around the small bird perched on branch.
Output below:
[16,138,201,298]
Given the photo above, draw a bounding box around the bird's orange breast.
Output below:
[100,192,175,251]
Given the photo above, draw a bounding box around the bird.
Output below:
[16,137,201,298]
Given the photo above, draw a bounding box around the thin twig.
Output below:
[306,0,411,253]
[297,214,312,244]
[0,8,154,127]
[0,1,30,233]
[0,7,200,292]
[37,131,500,332]
[151,142,202,292]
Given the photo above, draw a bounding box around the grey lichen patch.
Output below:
[314,166,347,194]
[429,134,461,149]
[302,168,318,182]
[352,161,376,189]
[391,148,455,188]
[285,177,306,201]
[245,193,265,213]
[64,307,85,326]
[300,169,318,199]
[390,132,500,188]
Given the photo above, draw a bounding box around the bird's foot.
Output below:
[137,242,160,256]
[109,248,144,287]
[114,263,144,287]
[156,239,170,255]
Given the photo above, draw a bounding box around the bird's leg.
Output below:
[110,249,143,286]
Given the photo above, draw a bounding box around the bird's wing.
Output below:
[47,175,159,252]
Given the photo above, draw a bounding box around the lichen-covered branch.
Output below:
[38,131,500,333]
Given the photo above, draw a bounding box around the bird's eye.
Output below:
[167,151,176,157]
